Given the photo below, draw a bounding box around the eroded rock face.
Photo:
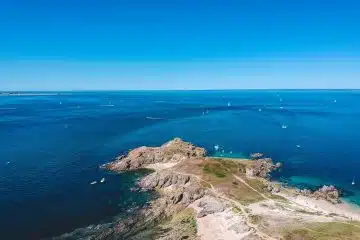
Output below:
[138,172,191,190]
[246,158,281,179]
[296,185,341,204]
[102,138,207,171]
[313,185,341,204]
[197,196,226,218]
[138,171,205,206]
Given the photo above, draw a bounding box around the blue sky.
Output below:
[1,0,360,90]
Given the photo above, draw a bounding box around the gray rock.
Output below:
[197,197,226,218]
[246,158,281,179]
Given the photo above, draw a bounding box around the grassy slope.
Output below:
[153,208,198,240]
[178,157,360,239]
[283,222,360,240]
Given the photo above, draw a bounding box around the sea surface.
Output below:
[1,90,360,239]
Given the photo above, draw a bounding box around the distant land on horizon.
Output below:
[2,88,360,94]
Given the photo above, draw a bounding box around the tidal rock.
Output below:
[246,158,281,179]
[313,185,341,204]
[250,153,264,160]
[296,185,341,204]
[129,187,139,192]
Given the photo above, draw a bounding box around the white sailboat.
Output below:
[352,176,355,185]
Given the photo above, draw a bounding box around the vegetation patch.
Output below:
[232,206,242,214]
[203,161,228,178]
[249,214,262,224]
[154,208,198,240]
[282,222,360,240]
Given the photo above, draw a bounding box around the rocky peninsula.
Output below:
[55,138,360,240]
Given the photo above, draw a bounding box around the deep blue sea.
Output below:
[1,90,360,239]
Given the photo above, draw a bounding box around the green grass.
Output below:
[232,206,242,214]
[154,208,198,240]
[283,222,360,240]
[249,214,262,224]
[202,158,248,179]
[203,161,228,178]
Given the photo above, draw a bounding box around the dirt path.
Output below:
[175,171,276,240]
[172,169,360,239]
[232,174,360,234]
[233,174,274,202]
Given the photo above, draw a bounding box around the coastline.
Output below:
[211,155,360,217]
[55,138,360,239]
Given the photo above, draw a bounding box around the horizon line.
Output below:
[2,88,360,92]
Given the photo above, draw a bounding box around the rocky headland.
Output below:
[55,138,360,240]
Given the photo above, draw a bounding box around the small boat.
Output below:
[229,151,233,154]
[258,108,262,112]
[279,98,283,102]
[334,100,337,103]
[352,176,355,185]
[281,124,288,129]
[296,145,301,148]
[214,145,220,151]
[227,102,231,107]
[90,181,97,185]
[280,106,284,109]
[100,178,106,183]
[59,101,62,105]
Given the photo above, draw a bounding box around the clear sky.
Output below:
[1,0,360,90]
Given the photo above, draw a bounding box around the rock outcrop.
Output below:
[196,196,226,218]
[246,157,281,179]
[80,170,206,240]
[102,138,206,171]
[138,171,206,206]
[296,185,341,204]
[138,172,191,190]
[250,153,264,160]
[313,185,341,204]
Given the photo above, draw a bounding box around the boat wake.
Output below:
[146,116,164,120]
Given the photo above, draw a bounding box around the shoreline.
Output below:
[212,156,360,219]
[56,139,360,239]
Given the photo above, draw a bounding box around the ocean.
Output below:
[1,90,360,239]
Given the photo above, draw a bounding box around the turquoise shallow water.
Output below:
[1,90,360,239]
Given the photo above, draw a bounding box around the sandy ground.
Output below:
[249,199,335,223]
[189,198,257,240]
[276,191,360,221]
